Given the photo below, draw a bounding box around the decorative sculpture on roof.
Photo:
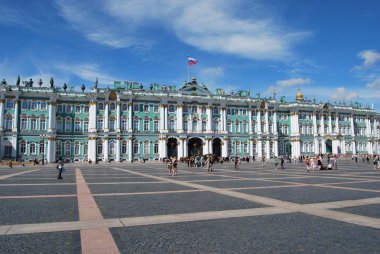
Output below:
[230,89,234,95]
[16,75,20,87]
[246,89,250,97]
[38,79,43,87]
[63,83,67,91]
[28,78,33,87]
[1,79,7,86]
[81,84,85,92]
[256,93,260,99]
[280,96,286,103]
[50,77,54,88]
[94,77,98,89]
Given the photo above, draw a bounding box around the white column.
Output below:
[248,110,253,134]
[159,105,165,131]
[0,99,4,131]
[128,102,133,131]
[128,138,132,162]
[164,105,168,130]
[208,139,212,154]
[352,140,356,155]
[116,138,121,162]
[274,139,278,157]
[206,106,212,132]
[177,104,183,133]
[257,110,262,134]
[312,113,317,136]
[104,102,109,131]
[273,111,278,135]
[116,102,121,132]
[335,114,339,134]
[332,139,338,154]
[350,115,355,136]
[188,115,193,133]
[178,139,183,158]
[341,139,346,154]
[11,136,17,158]
[88,138,97,162]
[373,120,377,137]
[103,138,109,161]
[47,138,56,163]
[366,118,371,136]
[204,139,209,155]
[48,101,56,132]
[222,107,227,132]
[184,139,188,157]
[265,140,270,158]
[257,140,262,158]
[265,110,269,133]
[249,139,253,156]
[314,138,319,154]
[222,139,227,157]
[13,100,19,132]
[328,114,332,134]
[321,114,325,135]
[89,101,97,132]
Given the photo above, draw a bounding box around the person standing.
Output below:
[57,160,64,180]
[172,157,178,176]
[305,156,310,172]
[273,157,279,171]
[280,157,285,169]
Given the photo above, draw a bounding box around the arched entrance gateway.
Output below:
[212,138,222,157]
[326,139,332,154]
[188,138,203,156]
[167,138,178,158]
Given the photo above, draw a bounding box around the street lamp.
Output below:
[40,133,47,165]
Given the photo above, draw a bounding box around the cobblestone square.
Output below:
[0,159,379,253]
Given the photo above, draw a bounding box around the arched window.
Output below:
[192,120,198,131]
[244,142,248,154]
[213,107,219,114]
[109,142,115,156]
[169,120,175,132]
[83,143,88,155]
[74,142,80,155]
[5,116,13,130]
[183,120,188,131]
[227,121,232,133]
[83,118,89,132]
[133,142,139,154]
[202,120,207,131]
[20,140,26,154]
[154,142,159,154]
[236,141,241,155]
[109,118,115,131]
[192,106,197,113]
[227,142,232,155]
[98,102,104,110]
[97,117,104,130]
[30,117,37,130]
[97,142,103,154]
[144,119,149,131]
[168,105,175,113]
[235,121,240,133]
[122,141,127,154]
[243,121,248,133]
[122,118,127,131]
[65,117,72,132]
[30,143,36,154]
[57,117,63,132]
[214,119,219,131]
[144,141,150,155]
[65,142,71,155]
[40,117,46,131]
[110,103,116,111]
[56,141,62,155]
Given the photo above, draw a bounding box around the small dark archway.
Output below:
[188,138,203,156]
[212,138,222,157]
[326,139,332,154]
[167,138,178,158]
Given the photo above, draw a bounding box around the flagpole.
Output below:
[187,56,189,82]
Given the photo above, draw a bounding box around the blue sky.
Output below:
[1,0,380,108]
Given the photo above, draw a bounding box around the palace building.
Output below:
[0,77,379,163]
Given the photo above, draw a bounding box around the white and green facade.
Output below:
[0,77,379,163]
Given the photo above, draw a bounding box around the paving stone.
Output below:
[89,182,194,194]
[333,204,380,219]
[0,185,77,196]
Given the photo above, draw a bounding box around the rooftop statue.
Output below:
[63,83,67,91]
[38,79,43,87]
[50,77,54,88]
[28,78,33,87]
[81,84,85,92]
[94,78,98,89]
[16,75,20,87]
[1,79,7,86]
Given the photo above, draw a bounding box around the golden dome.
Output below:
[296,88,303,101]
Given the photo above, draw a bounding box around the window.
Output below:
[6,100,14,109]
[168,105,175,113]
[192,120,198,131]
[122,104,128,111]
[30,143,36,154]
[144,141,149,155]
[30,118,37,130]
[84,106,89,113]
[227,121,232,133]
[243,122,248,133]
[5,117,13,130]
[169,120,175,132]
[109,142,115,156]
[97,142,103,154]
[236,142,241,155]
[144,119,149,131]
[243,110,247,116]
[133,119,139,131]
[41,102,47,110]
[31,101,38,110]
[183,121,188,131]
[154,120,159,132]
[21,101,28,110]
[65,142,71,155]
[122,142,127,154]
[109,119,115,131]
[201,107,206,114]
[57,105,63,113]
[56,142,62,155]
[21,118,27,130]
[144,104,149,112]
[57,118,63,132]
[235,121,240,133]
[214,121,219,131]
[154,142,159,154]
[154,105,159,113]
[110,103,116,111]
[228,142,232,155]
[183,106,188,113]
[244,142,248,154]
[83,144,88,155]
[84,120,88,132]
[20,141,26,154]
[213,107,218,114]
[74,143,80,155]
[74,120,81,132]
[133,104,139,112]
[40,118,46,131]
[97,118,103,130]
[66,105,72,113]
[75,105,81,113]
[98,103,104,110]
[133,142,139,154]
[192,106,197,113]
[202,121,206,131]
[122,119,127,131]
[65,119,72,132]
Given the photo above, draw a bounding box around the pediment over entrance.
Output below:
[178,77,212,97]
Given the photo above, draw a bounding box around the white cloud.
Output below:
[267,77,311,93]
[330,87,358,100]
[367,77,380,88]
[200,67,225,78]
[356,49,380,69]
[56,0,311,60]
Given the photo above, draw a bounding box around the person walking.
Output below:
[373,155,379,170]
[234,157,239,170]
[57,160,64,180]
[305,156,310,172]
[280,157,285,169]
[273,157,279,171]
[172,157,178,176]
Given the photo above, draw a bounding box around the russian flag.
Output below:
[188,56,197,65]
